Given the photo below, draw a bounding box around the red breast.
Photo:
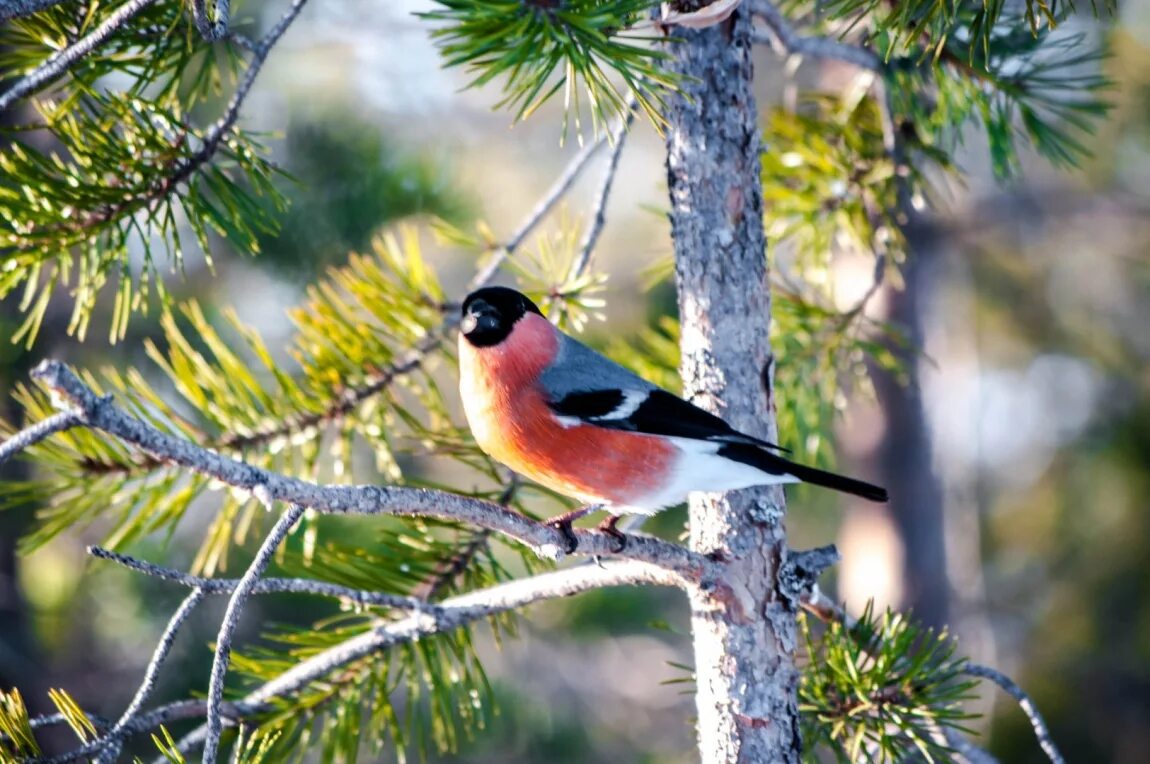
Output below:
[459,313,677,506]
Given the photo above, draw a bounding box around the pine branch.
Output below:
[422,0,671,137]
[163,0,309,193]
[213,329,444,454]
[0,0,72,24]
[0,0,159,112]
[799,586,1062,764]
[89,545,430,608]
[92,588,206,764]
[212,115,617,458]
[963,663,1065,764]
[410,476,518,602]
[29,560,685,762]
[27,359,714,577]
[0,410,82,467]
[203,505,305,763]
[566,94,638,283]
[749,0,882,71]
[173,560,686,760]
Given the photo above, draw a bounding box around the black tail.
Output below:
[781,461,889,502]
[717,443,889,503]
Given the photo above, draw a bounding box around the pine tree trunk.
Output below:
[663,9,801,762]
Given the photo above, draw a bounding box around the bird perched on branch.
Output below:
[457,286,888,552]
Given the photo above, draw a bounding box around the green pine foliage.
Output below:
[799,605,978,762]
[0,687,96,758]
[421,0,673,137]
[231,614,498,763]
[0,688,39,758]
[0,0,283,346]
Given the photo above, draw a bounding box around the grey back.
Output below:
[537,334,657,400]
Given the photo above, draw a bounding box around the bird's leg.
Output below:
[544,503,603,554]
[596,514,627,553]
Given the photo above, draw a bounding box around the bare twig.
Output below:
[34,701,221,764]
[94,588,206,764]
[0,0,160,112]
[778,544,840,606]
[30,360,713,579]
[89,546,426,609]
[202,505,304,763]
[566,95,638,282]
[32,561,682,762]
[216,331,443,452]
[468,132,612,291]
[166,0,310,191]
[0,0,74,24]
[28,712,111,732]
[171,560,685,758]
[0,409,82,467]
[963,663,1065,764]
[748,0,882,72]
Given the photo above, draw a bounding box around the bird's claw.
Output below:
[543,504,603,555]
[597,515,627,554]
[548,519,579,554]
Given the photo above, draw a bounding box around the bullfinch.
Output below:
[457,286,888,551]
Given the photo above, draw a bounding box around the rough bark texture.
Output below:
[663,9,800,762]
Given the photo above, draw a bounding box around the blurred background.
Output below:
[2,0,1148,761]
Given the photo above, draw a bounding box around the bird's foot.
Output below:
[549,519,579,554]
[543,504,602,554]
[597,514,627,553]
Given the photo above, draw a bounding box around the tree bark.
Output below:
[874,227,950,630]
[663,9,800,762]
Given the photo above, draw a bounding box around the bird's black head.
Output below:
[460,287,544,347]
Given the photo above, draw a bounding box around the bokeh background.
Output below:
[2,0,1148,761]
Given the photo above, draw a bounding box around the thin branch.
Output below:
[94,588,206,764]
[0,0,160,113]
[0,0,73,24]
[468,132,612,291]
[27,712,111,732]
[778,544,840,606]
[0,409,82,467]
[202,504,303,763]
[963,663,1065,764]
[29,360,713,580]
[215,331,443,452]
[411,474,519,602]
[172,560,684,758]
[33,701,210,764]
[748,0,883,72]
[165,0,310,192]
[89,546,426,609]
[34,561,682,763]
[566,95,638,283]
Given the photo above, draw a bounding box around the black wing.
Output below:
[548,388,790,454]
